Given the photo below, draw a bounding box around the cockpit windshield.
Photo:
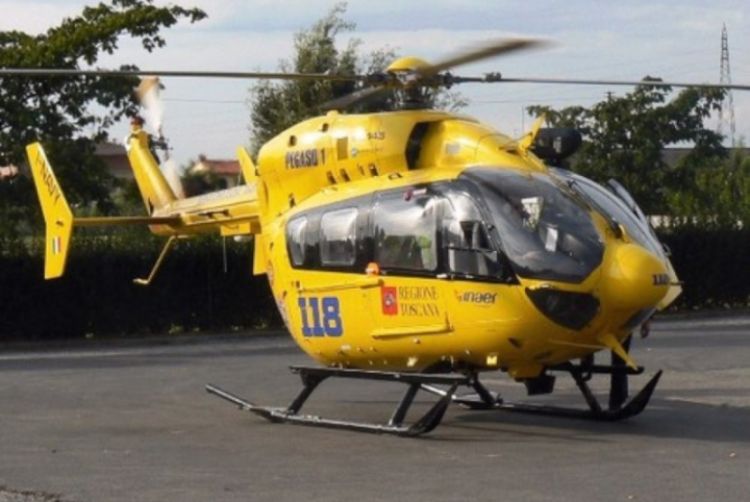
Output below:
[461,168,604,283]
[550,168,666,260]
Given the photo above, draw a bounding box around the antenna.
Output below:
[718,24,736,147]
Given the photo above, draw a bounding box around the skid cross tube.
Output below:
[207,366,469,437]
[491,370,662,421]
[418,365,663,421]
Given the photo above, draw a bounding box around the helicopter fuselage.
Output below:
[253,110,680,379]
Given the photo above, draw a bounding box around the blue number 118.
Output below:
[298,296,343,337]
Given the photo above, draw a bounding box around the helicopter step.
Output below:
[421,362,662,421]
[206,366,468,437]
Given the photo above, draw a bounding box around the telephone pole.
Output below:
[718,24,736,147]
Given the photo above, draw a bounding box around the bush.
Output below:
[1,227,747,341]
[0,231,280,341]
[659,227,750,309]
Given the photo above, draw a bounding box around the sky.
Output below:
[1,0,748,167]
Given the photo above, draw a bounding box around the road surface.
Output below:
[1,315,749,501]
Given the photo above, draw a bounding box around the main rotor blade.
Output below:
[321,38,547,111]
[492,76,750,91]
[0,68,366,82]
[321,86,389,111]
[418,38,547,77]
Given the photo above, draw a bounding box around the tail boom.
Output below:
[27,141,261,280]
[26,142,180,279]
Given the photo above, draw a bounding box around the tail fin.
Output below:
[126,127,177,212]
[26,143,74,279]
[236,146,257,184]
[237,146,266,275]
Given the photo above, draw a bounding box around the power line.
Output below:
[164,97,246,104]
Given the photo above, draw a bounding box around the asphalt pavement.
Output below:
[1,315,749,502]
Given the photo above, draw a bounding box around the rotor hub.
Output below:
[385,56,432,73]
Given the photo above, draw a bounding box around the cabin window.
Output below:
[319,207,358,266]
[287,217,308,266]
[373,190,439,272]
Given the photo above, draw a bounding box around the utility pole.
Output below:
[718,23,736,147]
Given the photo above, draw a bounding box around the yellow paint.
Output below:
[386,56,432,73]
[598,333,638,370]
[126,127,177,211]
[27,101,681,381]
[236,146,257,184]
[26,143,73,279]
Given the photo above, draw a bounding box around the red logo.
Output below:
[381,286,398,315]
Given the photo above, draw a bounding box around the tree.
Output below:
[528,82,726,215]
[667,144,750,228]
[248,3,464,154]
[0,0,205,238]
[248,4,358,153]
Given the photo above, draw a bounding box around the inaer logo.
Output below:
[456,291,498,305]
[381,286,398,315]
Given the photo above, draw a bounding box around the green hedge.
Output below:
[659,227,750,309]
[0,232,280,341]
[0,228,748,340]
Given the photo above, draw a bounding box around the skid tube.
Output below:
[206,366,468,437]
[421,362,662,421]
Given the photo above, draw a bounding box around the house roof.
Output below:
[202,159,240,176]
[95,141,127,157]
[190,156,240,177]
[0,164,19,179]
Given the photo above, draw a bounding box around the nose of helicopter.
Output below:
[601,243,670,310]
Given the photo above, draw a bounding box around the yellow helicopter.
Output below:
[6,39,749,436]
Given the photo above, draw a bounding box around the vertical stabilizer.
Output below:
[26,143,74,279]
[126,126,176,213]
[236,146,257,184]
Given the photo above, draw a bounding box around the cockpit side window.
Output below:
[373,189,439,272]
[442,191,503,279]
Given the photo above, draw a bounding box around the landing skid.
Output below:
[207,367,467,437]
[206,363,662,436]
[421,364,662,422]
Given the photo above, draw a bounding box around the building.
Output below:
[0,164,19,179]
[95,141,131,180]
[92,143,244,199]
[187,155,242,189]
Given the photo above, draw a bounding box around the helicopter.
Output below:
[5,38,750,436]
